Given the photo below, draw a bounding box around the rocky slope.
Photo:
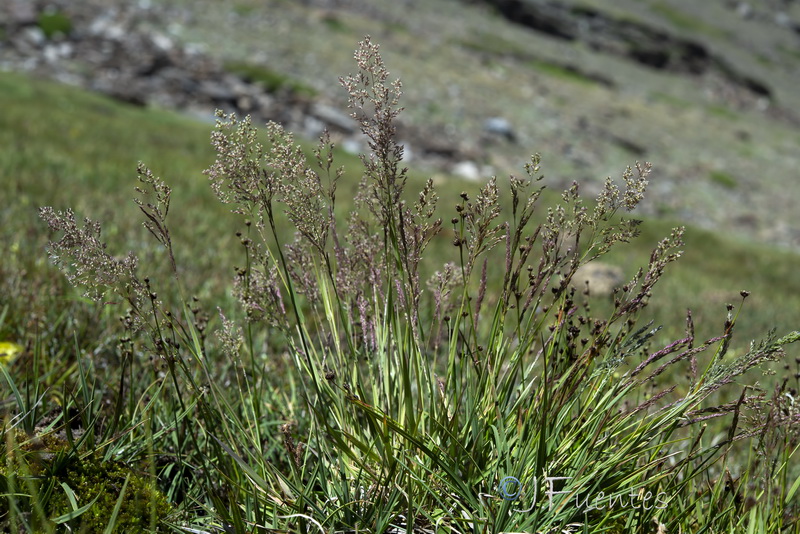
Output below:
[2,0,799,248]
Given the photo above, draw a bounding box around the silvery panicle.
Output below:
[38,207,146,321]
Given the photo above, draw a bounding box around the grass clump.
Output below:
[2,37,798,532]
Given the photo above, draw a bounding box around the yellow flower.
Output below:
[0,341,23,367]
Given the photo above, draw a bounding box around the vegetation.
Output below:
[1,38,799,533]
[224,61,318,98]
[2,427,172,532]
[648,1,725,37]
[710,169,738,189]
[36,11,72,39]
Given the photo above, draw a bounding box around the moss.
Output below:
[1,429,172,532]
[37,11,72,39]
[46,456,172,532]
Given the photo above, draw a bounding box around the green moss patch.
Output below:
[1,430,172,532]
[37,11,72,39]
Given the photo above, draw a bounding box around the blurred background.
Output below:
[1,0,799,346]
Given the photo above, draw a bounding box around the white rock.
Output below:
[572,262,624,297]
[22,27,46,47]
[150,32,173,52]
[452,161,481,181]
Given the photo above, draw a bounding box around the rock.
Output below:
[302,115,327,139]
[3,1,38,27]
[475,0,770,98]
[483,116,517,142]
[21,26,46,47]
[89,19,126,41]
[736,3,753,19]
[571,262,624,297]
[0,0,460,176]
[398,141,414,162]
[452,160,482,181]
[197,80,238,103]
[42,43,63,63]
[774,12,795,28]
[149,32,173,52]
[310,102,356,134]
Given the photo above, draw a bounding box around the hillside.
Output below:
[3,0,800,249]
[109,0,800,248]
[1,3,800,531]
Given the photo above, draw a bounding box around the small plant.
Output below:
[19,36,800,533]
[37,11,72,40]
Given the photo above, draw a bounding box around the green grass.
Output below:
[457,32,532,59]
[223,60,317,97]
[526,58,602,86]
[708,103,740,120]
[37,11,72,39]
[232,2,257,17]
[709,169,738,189]
[1,52,799,534]
[650,90,692,109]
[321,13,350,33]
[456,33,603,87]
[0,67,796,382]
[649,1,725,37]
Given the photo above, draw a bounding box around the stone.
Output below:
[197,80,237,103]
[571,262,624,297]
[303,115,327,139]
[310,102,356,134]
[398,141,414,162]
[4,1,38,26]
[735,2,752,18]
[483,116,517,142]
[21,26,46,47]
[452,160,482,181]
